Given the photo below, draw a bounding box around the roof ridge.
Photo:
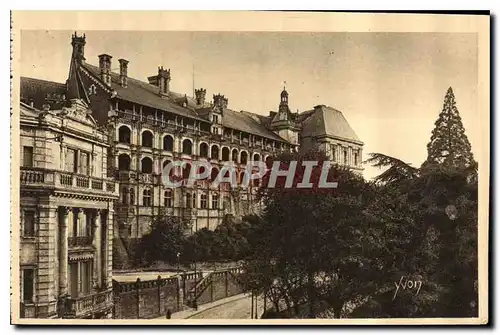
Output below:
[21,76,66,86]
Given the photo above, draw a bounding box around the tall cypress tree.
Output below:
[423,87,475,169]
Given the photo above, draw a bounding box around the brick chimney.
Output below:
[98,54,112,86]
[118,59,129,88]
[195,88,206,105]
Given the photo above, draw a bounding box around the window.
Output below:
[80,261,92,295]
[79,151,90,175]
[118,126,131,144]
[200,194,207,209]
[142,189,152,206]
[343,150,348,165]
[23,210,35,237]
[213,115,219,124]
[164,189,173,207]
[65,148,78,173]
[212,127,219,135]
[129,188,135,205]
[185,193,192,208]
[23,146,33,168]
[331,145,337,162]
[121,188,128,205]
[354,151,359,166]
[211,194,219,209]
[192,193,197,208]
[22,268,34,303]
[223,197,231,212]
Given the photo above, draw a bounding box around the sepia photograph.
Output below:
[10,11,490,325]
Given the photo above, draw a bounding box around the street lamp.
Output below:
[176,252,181,274]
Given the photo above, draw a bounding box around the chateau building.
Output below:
[20,32,363,246]
[19,98,119,318]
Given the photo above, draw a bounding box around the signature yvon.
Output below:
[393,276,423,300]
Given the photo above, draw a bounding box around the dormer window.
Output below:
[212,127,219,135]
[213,115,219,124]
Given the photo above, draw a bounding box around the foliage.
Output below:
[423,87,475,169]
[134,215,190,266]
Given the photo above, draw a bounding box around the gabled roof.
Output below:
[82,64,207,122]
[20,77,67,110]
[83,63,288,143]
[300,105,363,145]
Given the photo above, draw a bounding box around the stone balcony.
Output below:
[63,289,113,319]
[20,167,119,199]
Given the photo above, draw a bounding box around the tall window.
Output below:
[79,151,90,175]
[142,189,152,206]
[121,188,128,205]
[211,194,219,209]
[212,127,219,135]
[164,189,173,207]
[213,115,219,124]
[200,194,208,209]
[65,148,77,173]
[185,193,192,208]
[223,197,231,212]
[331,145,337,162]
[343,150,348,165]
[129,188,135,205]
[80,261,92,295]
[22,268,34,303]
[354,151,359,166]
[22,146,33,168]
[23,210,35,237]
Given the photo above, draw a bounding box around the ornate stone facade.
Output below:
[19,100,119,318]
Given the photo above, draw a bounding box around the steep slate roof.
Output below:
[222,109,285,142]
[83,64,206,122]
[300,105,363,145]
[20,77,67,109]
[83,63,288,143]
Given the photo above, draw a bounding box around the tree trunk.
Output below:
[307,271,315,318]
[332,301,344,319]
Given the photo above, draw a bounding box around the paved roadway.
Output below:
[188,294,265,319]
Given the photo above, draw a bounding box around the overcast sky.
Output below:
[20,30,479,180]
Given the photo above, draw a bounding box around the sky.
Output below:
[19,30,479,180]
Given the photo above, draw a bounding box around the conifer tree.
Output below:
[423,87,475,169]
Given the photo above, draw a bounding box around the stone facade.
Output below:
[20,31,364,248]
[19,100,119,318]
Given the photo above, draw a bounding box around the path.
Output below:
[187,294,265,319]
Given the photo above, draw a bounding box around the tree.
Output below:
[423,87,475,169]
[243,149,385,318]
[135,215,190,266]
[364,153,418,186]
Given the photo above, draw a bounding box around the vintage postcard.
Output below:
[10,11,490,325]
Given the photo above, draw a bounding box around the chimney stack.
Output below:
[98,54,112,86]
[157,66,171,96]
[195,88,206,106]
[118,59,129,88]
[213,93,228,110]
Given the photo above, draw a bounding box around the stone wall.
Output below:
[112,269,245,319]
[112,276,181,319]
[189,268,246,307]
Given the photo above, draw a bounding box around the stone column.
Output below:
[103,208,114,289]
[92,210,101,289]
[59,207,70,296]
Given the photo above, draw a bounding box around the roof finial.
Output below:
[283,80,286,91]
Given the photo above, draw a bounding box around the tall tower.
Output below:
[270,85,299,145]
[71,32,86,63]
